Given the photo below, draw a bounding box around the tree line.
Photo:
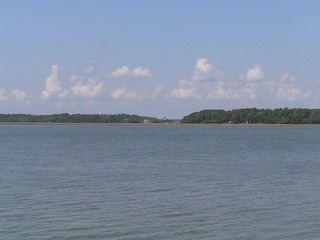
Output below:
[0,113,171,124]
[181,108,320,124]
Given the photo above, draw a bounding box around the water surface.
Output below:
[1,125,320,239]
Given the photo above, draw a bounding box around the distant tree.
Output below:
[0,113,172,124]
[181,108,320,124]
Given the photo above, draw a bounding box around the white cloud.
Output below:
[153,84,165,97]
[110,87,144,100]
[110,65,130,78]
[69,74,78,82]
[39,65,105,102]
[83,66,95,74]
[170,59,233,100]
[243,82,258,99]
[192,58,226,82]
[0,88,9,102]
[10,89,28,102]
[170,79,199,99]
[3,58,316,115]
[243,65,265,82]
[41,65,65,99]
[169,59,309,103]
[132,66,153,78]
[277,87,311,101]
[110,88,125,98]
[178,79,197,90]
[195,58,212,73]
[206,81,240,100]
[170,60,292,102]
[0,88,29,103]
[242,80,277,100]
[109,65,153,78]
[41,91,51,100]
[276,74,311,101]
[71,78,104,98]
[216,86,238,99]
[280,74,297,83]
[193,58,213,81]
[170,88,197,99]
[240,65,278,100]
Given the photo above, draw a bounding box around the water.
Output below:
[1,125,320,240]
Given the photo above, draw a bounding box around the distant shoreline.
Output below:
[1,122,320,127]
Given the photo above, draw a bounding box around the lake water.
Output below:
[1,125,320,240]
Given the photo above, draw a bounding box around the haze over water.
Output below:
[1,125,320,239]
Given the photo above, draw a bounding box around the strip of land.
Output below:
[1,122,320,127]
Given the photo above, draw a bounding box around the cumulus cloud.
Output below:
[111,87,144,100]
[169,59,274,101]
[276,74,311,101]
[170,60,301,102]
[206,81,240,100]
[193,58,213,81]
[170,58,212,99]
[243,65,265,82]
[242,82,258,99]
[10,89,28,102]
[41,65,67,99]
[170,79,199,99]
[170,87,197,99]
[69,74,79,82]
[240,65,277,100]
[109,65,153,78]
[170,58,232,100]
[68,72,105,99]
[0,88,29,103]
[132,67,153,78]
[71,78,104,98]
[110,65,130,78]
[193,58,225,82]
[8,59,314,112]
[0,88,9,102]
[242,80,277,100]
[280,74,297,83]
[153,84,165,97]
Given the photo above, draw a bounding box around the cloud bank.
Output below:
[2,57,315,116]
[169,58,310,104]
[111,87,144,100]
[277,74,311,101]
[33,60,315,109]
[0,88,28,103]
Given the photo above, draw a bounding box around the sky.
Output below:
[1,0,320,119]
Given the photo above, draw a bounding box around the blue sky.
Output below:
[1,0,320,118]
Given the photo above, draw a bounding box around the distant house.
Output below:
[144,119,149,124]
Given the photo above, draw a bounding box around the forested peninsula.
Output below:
[0,113,171,124]
[181,108,320,124]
